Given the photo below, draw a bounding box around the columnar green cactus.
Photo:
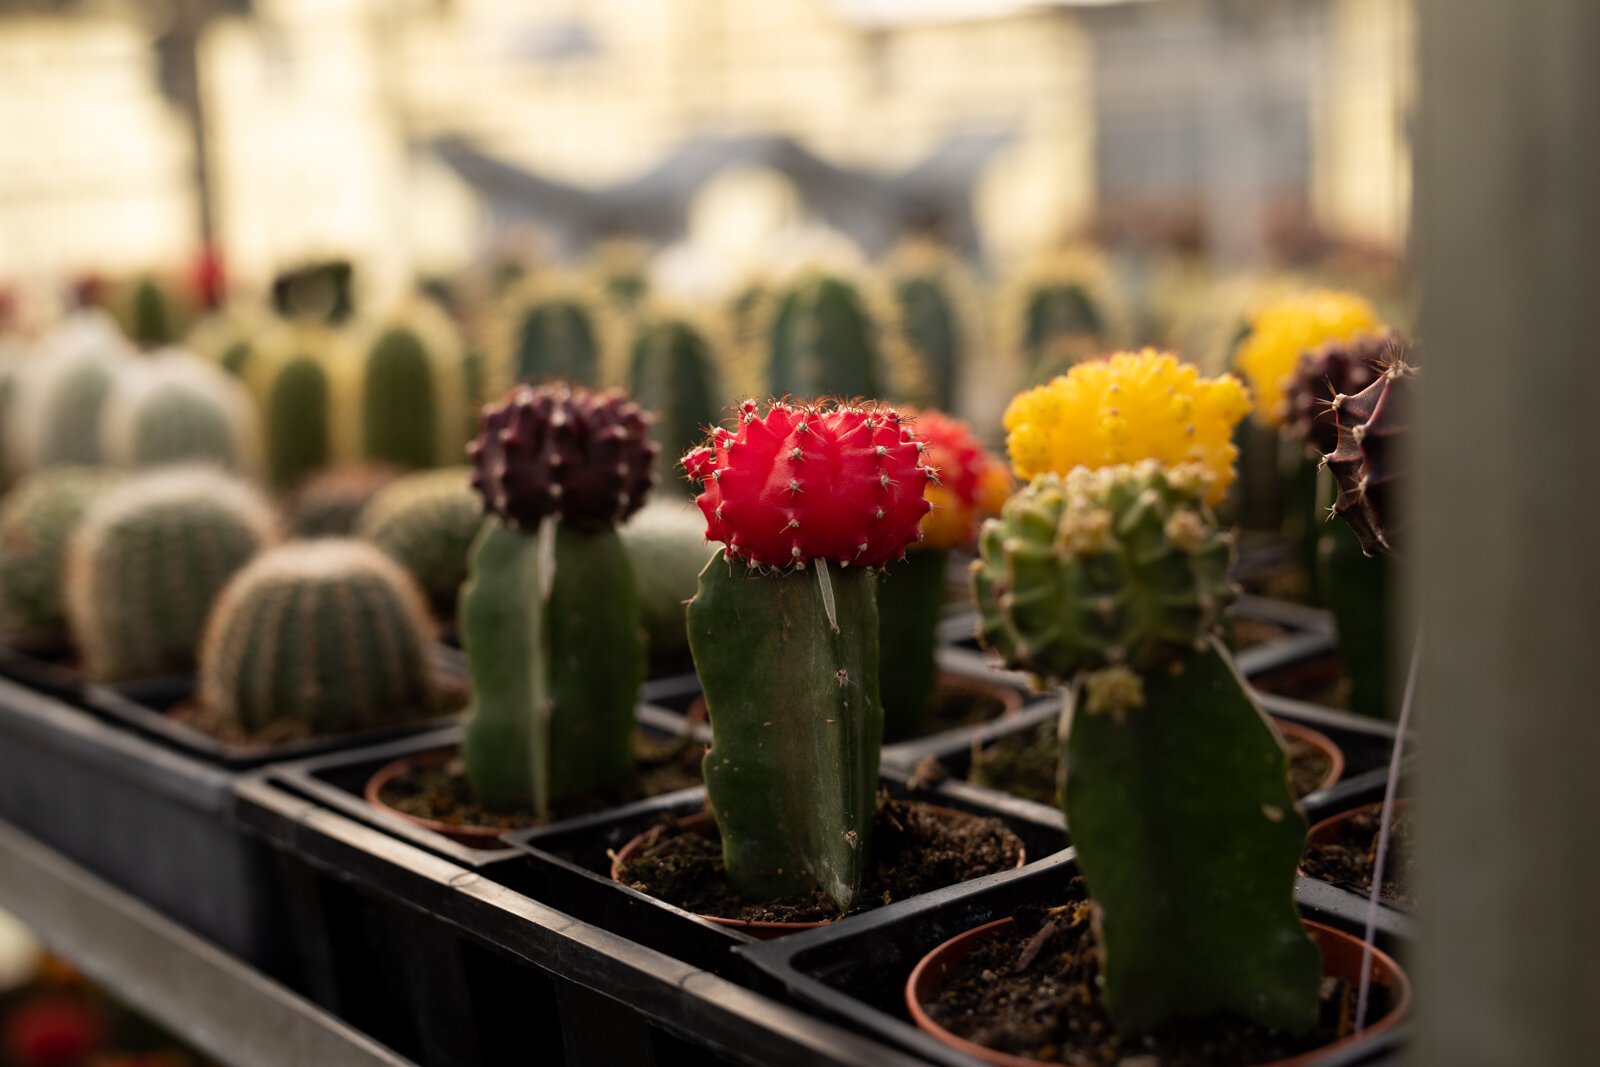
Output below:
[683,400,933,909]
[360,302,468,470]
[1005,251,1116,383]
[972,463,1319,1033]
[0,469,119,648]
[65,468,278,681]
[355,467,484,619]
[618,501,718,668]
[891,272,962,414]
[462,384,655,814]
[766,273,881,400]
[505,291,602,386]
[258,328,340,491]
[627,316,719,491]
[199,540,438,736]
[9,311,132,474]
[100,350,261,472]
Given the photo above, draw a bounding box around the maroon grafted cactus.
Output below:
[469,383,658,533]
[1285,333,1398,455]
[683,398,933,571]
[1326,356,1416,557]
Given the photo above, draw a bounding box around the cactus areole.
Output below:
[682,399,931,911]
[1325,357,1414,557]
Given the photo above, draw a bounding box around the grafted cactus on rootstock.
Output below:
[199,540,439,737]
[766,274,882,400]
[877,410,1010,739]
[1284,332,1397,456]
[1326,356,1415,557]
[972,464,1320,1033]
[65,468,278,681]
[683,400,932,910]
[462,384,653,814]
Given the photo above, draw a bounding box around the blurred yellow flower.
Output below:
[1234,290,1383,426]
[1003,349,1251,505]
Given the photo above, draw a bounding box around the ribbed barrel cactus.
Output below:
[99,350,261,472]
[355,466,484,619]
[199,540,438,736]
[971,462,1320,1034]
[0,468,119,648]
[618,501,717,668]
[682,399,933,909]
[885,242,970,412]
[65,468,278,681]
[461,384,654,815]
[8,311,132,474]
[289,463,401,538]
[1006,249,1117,383]
[765,274,882,400]
[877,410,1010,739]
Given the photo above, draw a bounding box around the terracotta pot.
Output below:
[1307,798,1411,849]
[365,747,519,847]
[687,668,1024,735]
[611,806,1027,941]
[1272,718,1345,793]
[907,916,1411,1067]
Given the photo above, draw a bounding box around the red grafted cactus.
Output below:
[1326,356,1416,556]
[469,383,657,532]
[683,399,933,570]
[1285,333,1398,455]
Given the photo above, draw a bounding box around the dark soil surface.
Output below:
[376,730,706,832]
[969,719,1334,807]
[615,796,1023,924]
[1302,805,1415,905]
[888,677,1012,743]
[923,881,1390,1066]
[1250,655,1350,710]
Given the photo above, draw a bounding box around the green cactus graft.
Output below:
[689,551,882,909]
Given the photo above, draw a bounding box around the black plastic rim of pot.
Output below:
[76,643,471,771]
[733,847,1417,1067]
[0,641,86,704]
[261,703,710,869]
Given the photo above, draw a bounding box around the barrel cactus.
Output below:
[462,383,655,815]
[972,464,1320,1033]
[8,310,132,475]
[65,468,278,681]
[360,302,468,470]
[290,463,402,538]
[618,501,718,668]
[682,399,933,909]
[355,467,484,619]
[0,469,119,648]
[627,315,720,492]
[198,540,438,737]
[100,350,261,472]
[765,273,882,401]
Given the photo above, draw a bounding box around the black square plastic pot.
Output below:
[500,774,1071,978]
[232,774,934,1067]
[737,846,1415,1067]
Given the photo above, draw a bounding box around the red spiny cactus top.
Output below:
[469,383,657,532]
[683,399,934,570]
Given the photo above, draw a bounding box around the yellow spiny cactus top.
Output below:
[1234,289,1383,426]
[1003,350,1251,505]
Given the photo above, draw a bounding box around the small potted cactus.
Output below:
[610,399,1025,935]
[363,383,702,843]
[354,466,484,626]
[907,460,1410,1064]
[875,409,1017,741]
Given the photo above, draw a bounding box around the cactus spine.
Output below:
[355,467,484,619]
[972,464,1319,1033]
[462,384,655,813]
[100,350,261,472]
[0,469,118,648]
[199,540,438,736]
[627,316,719,492]
[683,400,932,909]
[65,468,278,681]
[766,274,881,400]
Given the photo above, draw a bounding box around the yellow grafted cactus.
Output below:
[1234,290,1383,426]
[1003,350,1251,505]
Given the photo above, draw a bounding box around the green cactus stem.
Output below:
[101,352,259,473]
[893,275,960,413]
[264,355,332,490]
[767,274,881,400]
[1063,646,1321,1032]
[627,319,719,492]
[689,552,882,909]
[200,540,438,736]
[460,522,642,814]
[1319,515,1394,718]
[876,549,948,741]
[355,467,484,619]
[362,326,439,470]
[618,502,717,668]
[0,469,119,647]
[509,298,601,386]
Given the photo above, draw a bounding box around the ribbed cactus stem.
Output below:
[894,275,960,412]
[690,551,882,909]
[265,356,332,490]
[1063,643,1320,1032]
[1320,515,1394,717]
[362,327,438,470]
[511,299,600,386]
[767,275,881,400]
[628,319,718,493]
[877,549,947,740]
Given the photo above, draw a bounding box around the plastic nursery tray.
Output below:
[262,703,712,868]
[0,675,291,976]
[500,773,1071,979]
[232,773,932,1067]
[0,640,88,704]
[737,846,1416,1067]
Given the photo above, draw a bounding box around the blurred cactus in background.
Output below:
[99,350,261,473]
[765,271,882,400]
[289,462,402,538]
[65,467,277,681]
[360,300,469,470]
[627,311,720,492]
[0,469,119,649]
[503,279,604,387]
[1005,249,1120,383]
[256,326,344,491]
[884,242,971,414]
[7,310,133,476]
[355,466,484,621]
[618,500,718,669]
